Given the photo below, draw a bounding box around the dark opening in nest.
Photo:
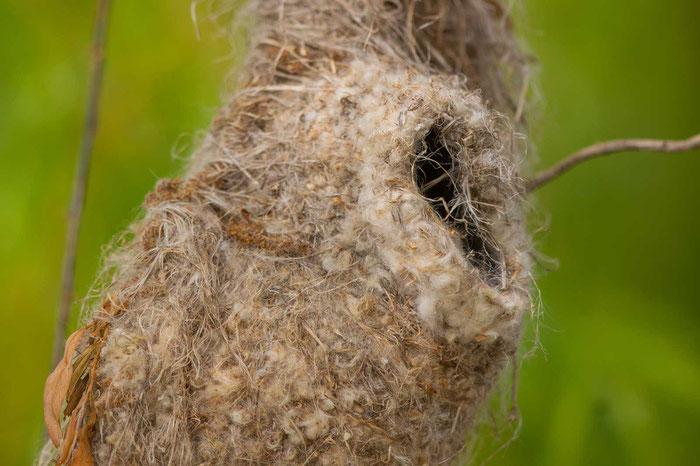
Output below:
[414,126,503,284]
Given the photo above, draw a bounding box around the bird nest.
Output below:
[41,1,533,464]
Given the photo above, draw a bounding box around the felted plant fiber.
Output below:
[42,0,533,464]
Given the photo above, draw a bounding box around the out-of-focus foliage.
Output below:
[0,1,697,465]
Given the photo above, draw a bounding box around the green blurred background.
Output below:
[1,0,698,464]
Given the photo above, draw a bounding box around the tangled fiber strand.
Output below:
[41,0,533,464]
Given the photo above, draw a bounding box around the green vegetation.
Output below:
[0,1,697,464]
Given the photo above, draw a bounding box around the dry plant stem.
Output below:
[51,0,112,369]
[526,133,700,192]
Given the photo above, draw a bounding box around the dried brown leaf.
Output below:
[43,327,86,447]
[56,400,82,465]
[70,431,95,466]
[68,341,96,390]
[64,375,88,418]
[71,405,97,466]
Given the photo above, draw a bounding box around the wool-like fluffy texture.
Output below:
[41,0,532,464]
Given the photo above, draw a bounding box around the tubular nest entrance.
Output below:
[414,126,503,285]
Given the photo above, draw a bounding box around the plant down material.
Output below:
[41,0,532,463]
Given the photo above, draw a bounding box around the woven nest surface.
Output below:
[41,1,532,464]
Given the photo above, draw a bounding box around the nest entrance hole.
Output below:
[414,126,503,284]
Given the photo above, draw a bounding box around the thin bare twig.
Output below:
[526,133,700,192]
[51,0,112,369]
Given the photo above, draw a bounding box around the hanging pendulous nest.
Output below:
[41,0,533,464]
